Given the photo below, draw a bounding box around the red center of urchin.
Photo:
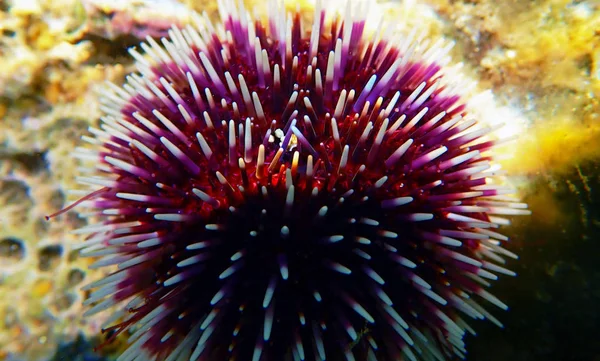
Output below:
[64,2,528,361]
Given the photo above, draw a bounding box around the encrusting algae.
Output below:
[0,0,194,359]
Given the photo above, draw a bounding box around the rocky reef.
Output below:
[0,0,598,360]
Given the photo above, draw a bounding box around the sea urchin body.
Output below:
[64,1,529,360]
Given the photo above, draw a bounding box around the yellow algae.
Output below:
[43,81,62,105]
[495,0,599,91]
[31,279,54,298]
[423,0,600,179]
[523,180,563,227]
[428,0,600,88]
[501,118,600,176]
[33,26,57,51]
[506,4,596,60]
[10,0,43,17]
[283,0,317,12]
[186,0,314,17]
[593,47,600,94]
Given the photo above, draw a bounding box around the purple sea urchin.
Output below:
[57,0,529,360]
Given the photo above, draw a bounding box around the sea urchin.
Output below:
[57,1,530,360]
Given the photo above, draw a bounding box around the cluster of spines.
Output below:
[60,0,531,360]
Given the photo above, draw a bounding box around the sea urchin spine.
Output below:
[59,0,530,360]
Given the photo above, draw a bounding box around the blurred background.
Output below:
[0,0,598,360]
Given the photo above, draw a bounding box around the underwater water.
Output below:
[0,0,599,360]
